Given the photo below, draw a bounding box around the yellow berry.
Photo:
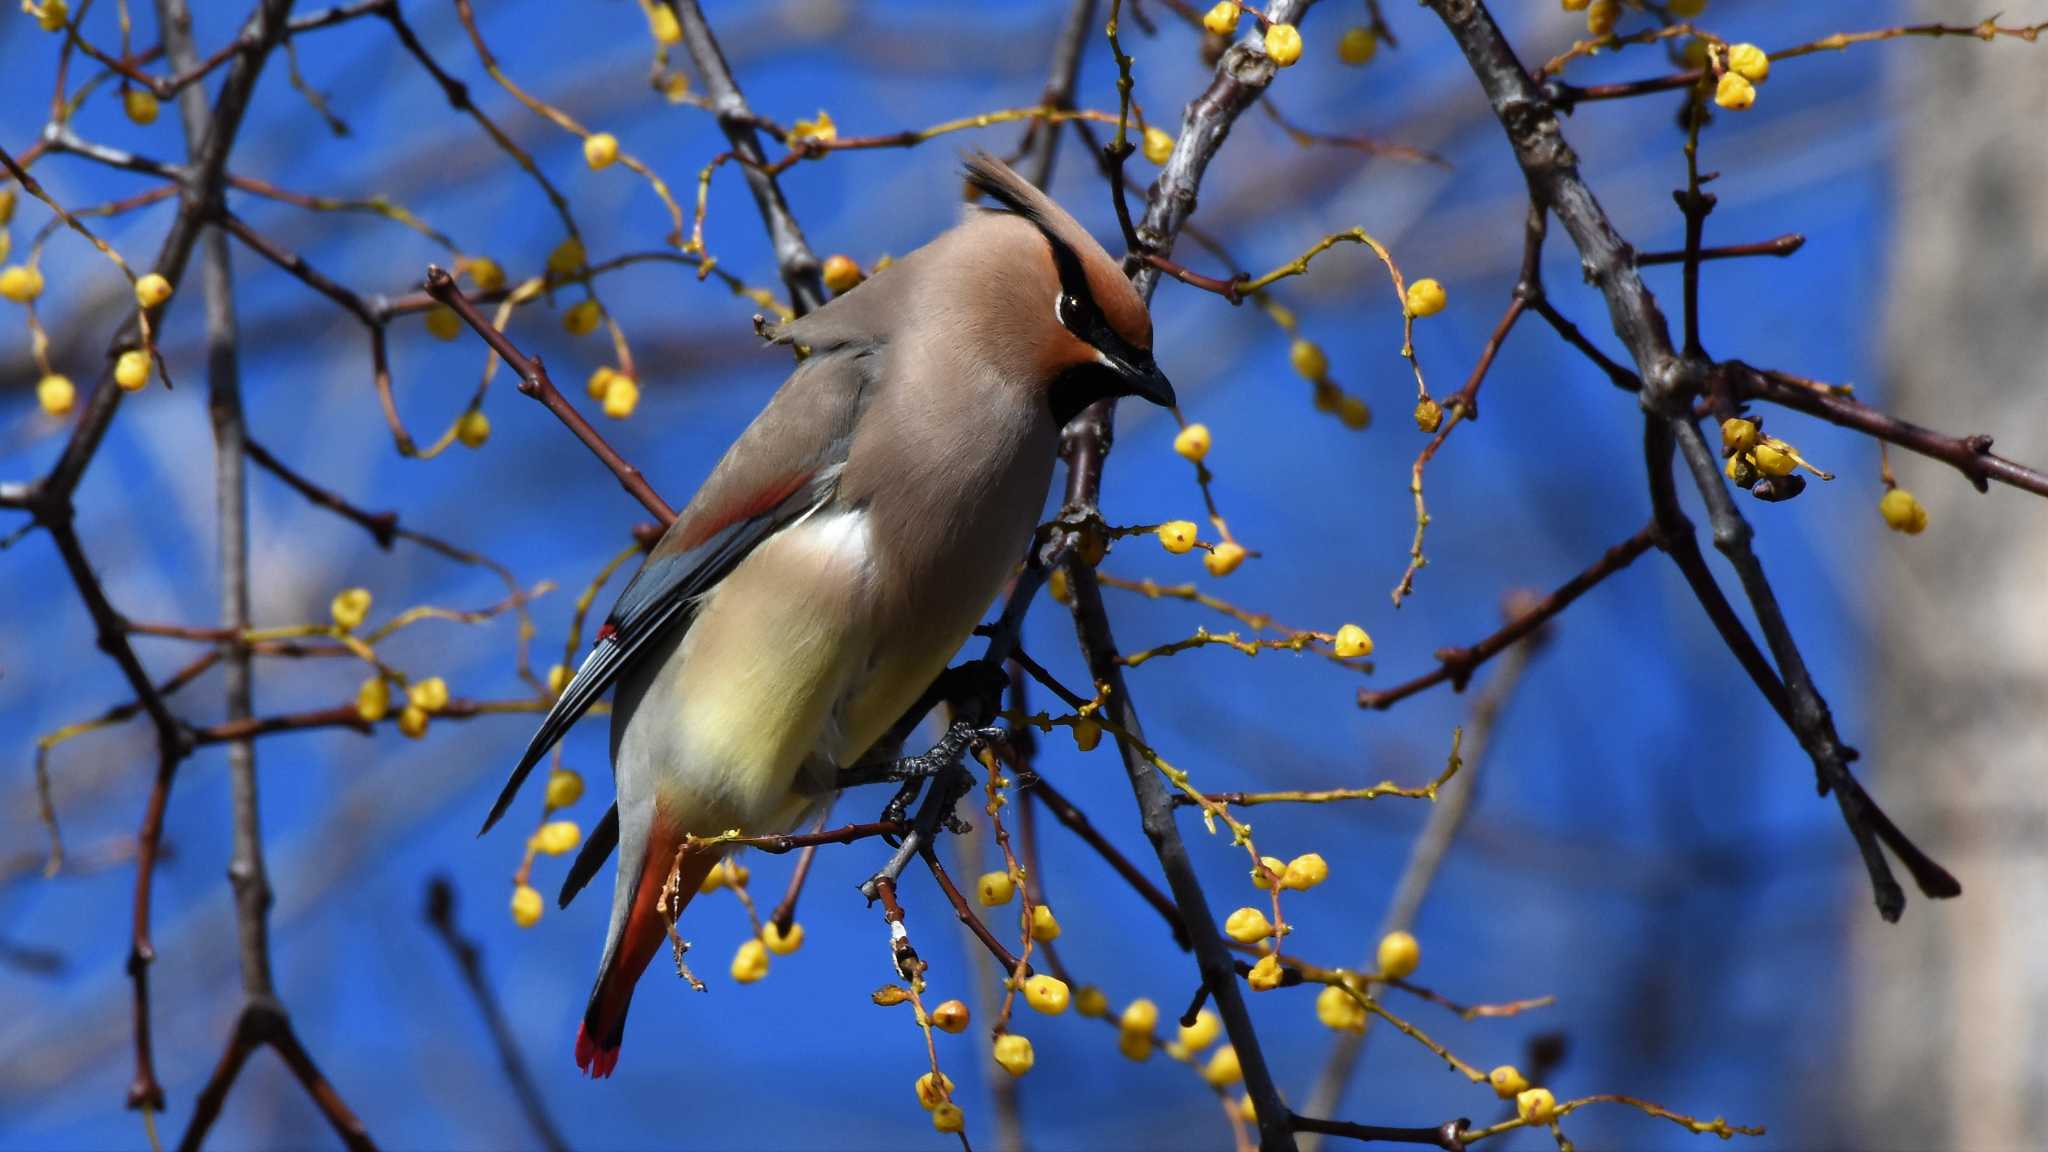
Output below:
[1201,2,1239,37]
[603,374,640,419]
[2,263,47,302]
[1338,393,1373,430]
[1879,488,1928,535]
[1142,125,1174,166]
[1668,0,1706,16]
[1031,904,1061,942]
[1316,983,1366,1032]
[1752,439,1796,477]
[1332,624,1372,659]
[1562,0,1590,10]
[1156,520,1199,555]
[788,110,837,146]
[1727,43,1770,84]
[1174,422,1212,462]
[330,587,373,631]
[1377,930,1420,979]
[583,133,620,170]
[1204,541,1246,577]
[1177,1009,1221,1052]
[662,71,692,103]
[1283,852,1329,890]
[1715,72,1756,111]
[34,0,67,32]
[1289,338,1328,381]
[1517,1087,1557,1125]
[698,867,727,895]
[1338,26,1378,65]
[426,305,462,341]
[1264,22,1302,67]
[1048,566,1071,605]
[1070,716,1102,752]
[1117,1030,1154,1061]
[457,409,491,449]
[1490,1065,1531,1099]
[510,883,542,927]
[1075,985,1109,1018]
[545,768,583,809]
[1247,953,1285,991]
[547,663,571,696]
[915,1071,954,1110]
[1586,0,1618,36]
[976,871,1015,907]
[355,677,390,723]
[465,256,505,294]
[1237,1095,1257,1123]
[1721,417,1759,454]
[563,299,602,336]
[1203,1045,1242,1087]
[546,236,585,277]
[0,189,14,226]
[398,704,429,739]
[730,938,769,983]
[647,3,681,44]
[1224,906,1274,944]
[1119,998,1158,1035]
[762,920,805,955]
[1405,278,1447,317]
[532,820,581,856]
[1251,856,1286,889]
[1022,973,1069,1015]
[586,365,618,400]
[114,349,151,392]
[930,999,970,1034]
[821,254,862,294]
[931,1102,965,1134]
[993,1033,1035,1077]
[408,676,450,713]
[124,87,160,125]
[134,273,173,309]
[1415,397,1444,433]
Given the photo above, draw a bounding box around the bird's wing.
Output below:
[478,346,878,835]
[559,802,619,907]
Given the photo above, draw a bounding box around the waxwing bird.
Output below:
[480,153,1174,1078]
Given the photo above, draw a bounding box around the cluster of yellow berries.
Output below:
[913,1069,965,1133]
[1288,334,1371,430]
[587,365,640,419]
[1251,851,1330,892]
[1714,43,1771,111]
[1198,4,1301,68]
[1112,996,1158,1061]
[1720,416,1824,500]
[399,675,451,739]
[331,586,374,631]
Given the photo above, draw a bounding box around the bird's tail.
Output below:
[575,838,723,1078]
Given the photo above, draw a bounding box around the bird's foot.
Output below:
[838,720,1007,791]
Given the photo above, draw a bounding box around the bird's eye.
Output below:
[1056,293,1085,335]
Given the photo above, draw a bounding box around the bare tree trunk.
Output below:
[1852,7,2048,1149]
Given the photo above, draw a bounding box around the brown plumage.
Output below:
[482,154,1174,1077]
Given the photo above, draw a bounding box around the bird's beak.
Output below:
[1108,351,1177,408]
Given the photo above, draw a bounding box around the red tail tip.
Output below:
[575,1021,620,1079]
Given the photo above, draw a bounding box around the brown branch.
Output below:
[1734,362,2048,499]
[245,439,399,548]
[423,878,569,1152]
[920,845,1031,977]
[1361,525,1656,710]
[424,267,676,524]
[1638,234,1805,266]
[665,0,825,314]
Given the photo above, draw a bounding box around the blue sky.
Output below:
[1,0,2000,1148]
